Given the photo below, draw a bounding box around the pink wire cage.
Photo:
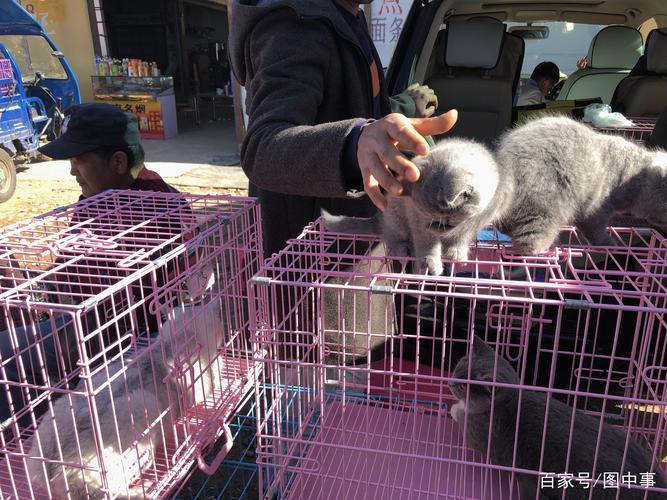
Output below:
[250,219,667,499]
[0,190,263,499]
[595,117,657,144]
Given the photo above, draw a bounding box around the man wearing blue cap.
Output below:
[38,102,177,198]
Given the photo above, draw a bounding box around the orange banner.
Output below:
[99,99,165,140]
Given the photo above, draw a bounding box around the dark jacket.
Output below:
[230,0,391,256]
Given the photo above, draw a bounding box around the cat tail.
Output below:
[320,209,382,235]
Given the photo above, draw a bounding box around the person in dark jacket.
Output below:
[229,0,457,257]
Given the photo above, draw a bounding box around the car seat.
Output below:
[557,25,643,104]
[611,28,667,116]
[424,18,524,145]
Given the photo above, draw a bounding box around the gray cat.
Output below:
[494,116,667,254]
[449,336,667,500]
[323,138,500,275]
[27,267,225,499]
[324,117,667,274]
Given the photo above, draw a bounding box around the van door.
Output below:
[0,1,80,113]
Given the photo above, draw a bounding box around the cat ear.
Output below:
[471,335,494,356]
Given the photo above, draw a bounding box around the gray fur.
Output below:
[495,116,667,253]
[323,138,501,275]
[324,117,667,275]
[27,266,225,499]
[449,336,667,500]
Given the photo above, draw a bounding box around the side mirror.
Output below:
[508,25,550,40]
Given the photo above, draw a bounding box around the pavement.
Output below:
[16,119,249,190]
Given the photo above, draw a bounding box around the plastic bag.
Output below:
[583,103,611,123]
[583,103,634,128]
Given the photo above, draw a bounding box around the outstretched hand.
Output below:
[357,109,458,210]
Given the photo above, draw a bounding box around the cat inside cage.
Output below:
[253,220,667,499]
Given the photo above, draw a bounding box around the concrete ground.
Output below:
[17,119,248,190]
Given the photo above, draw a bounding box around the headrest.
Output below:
[445,20,505,69]
[646,29,667,74]
[587,25,643,69]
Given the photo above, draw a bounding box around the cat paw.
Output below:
[443,246,469,261]
[511,240,550,256]
[450,401,465,423]
[419,256,443,276]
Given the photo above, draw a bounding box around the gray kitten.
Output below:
[323,138,500,275]
[449,336,667,500]
[495,116,667,253]
[324,117,667,274]
[27,267,224,499]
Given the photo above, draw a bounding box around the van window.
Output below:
[507,22,604,78]
[0,35,68,81]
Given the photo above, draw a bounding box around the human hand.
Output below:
[403,83,439,118]
[576,58,588,70]
[357,109,458,210]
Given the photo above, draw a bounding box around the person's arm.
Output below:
[516,87,543,106]
[241,11,457,210]
[241,12,363,198]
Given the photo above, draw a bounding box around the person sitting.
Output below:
[516,61,560,106]
[0,103,187,430]
[40,102,178,199]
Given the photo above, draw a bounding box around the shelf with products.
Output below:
[91,76,177,140]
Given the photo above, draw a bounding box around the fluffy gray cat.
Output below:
[449,336,667,499]
[494,116,667,254]
[324,117,667,274]
[323,138,500,275]
[27,267,225,499]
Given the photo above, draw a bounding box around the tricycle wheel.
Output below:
[0,149,17,204]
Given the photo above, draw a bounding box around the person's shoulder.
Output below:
[250,0,341,36]
[133,167,180,193]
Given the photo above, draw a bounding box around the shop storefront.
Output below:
[16,0,231,139]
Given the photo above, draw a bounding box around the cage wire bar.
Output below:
[250,219,667,499]
[0,190,263,499]
[175,395,259,499]
[596,116,657,144]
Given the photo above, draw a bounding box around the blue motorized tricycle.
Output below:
[0,0,80,203]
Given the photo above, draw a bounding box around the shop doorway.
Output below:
[89,0,233,134]
[183,2,230,97]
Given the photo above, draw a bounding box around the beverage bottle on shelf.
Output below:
[97,57,106,76]
[122,58,129,76]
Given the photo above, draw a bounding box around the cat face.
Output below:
[411,140,499,233]
[449,336,519,414]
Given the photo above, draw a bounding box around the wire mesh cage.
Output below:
[250,219,667,499]
[176,396,259,499]
[0,190,263,499]
[596,117,657,144]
